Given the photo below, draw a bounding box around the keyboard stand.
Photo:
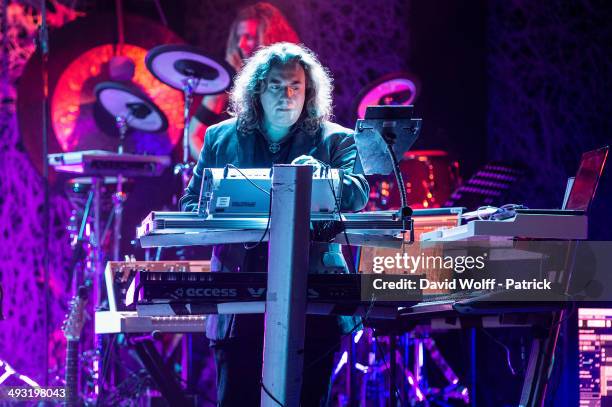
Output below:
[128,335,191,406]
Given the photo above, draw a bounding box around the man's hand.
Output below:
[291,155,324,173]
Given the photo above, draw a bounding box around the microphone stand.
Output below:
[381,124,414,242]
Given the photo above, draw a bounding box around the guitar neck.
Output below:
[65,340,79,406]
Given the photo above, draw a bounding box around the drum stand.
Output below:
[54,80,169,403]
[345,330,469,405]
[143,44,233,396]
[63,178,101,402]
[112,115,130,261]
[63,116,133,402]
[175,76,202,388]
[173,76,199,190]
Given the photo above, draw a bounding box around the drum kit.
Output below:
[42,43,233,402]
[48,43,232,273]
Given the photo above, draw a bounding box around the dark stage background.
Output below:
[0,0,610,404]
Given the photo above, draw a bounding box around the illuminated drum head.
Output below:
[355,72,419,119]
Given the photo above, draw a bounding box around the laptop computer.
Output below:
[514,145,608,215]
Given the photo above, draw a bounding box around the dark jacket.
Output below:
[180,118,369,340]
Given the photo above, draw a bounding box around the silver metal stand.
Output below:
[91,179,103,310]
[182,77,195,166]
[90,177,103,398]
[261,165,313,407]
[112,174,126,262]
[112,115,129,261]
[174,76,197,189]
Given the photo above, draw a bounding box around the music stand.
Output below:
[354,105,422,239]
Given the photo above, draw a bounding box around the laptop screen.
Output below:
[565,146,609,211]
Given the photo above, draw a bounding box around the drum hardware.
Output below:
[173,73,197,188]
[50,153,171,406]
[65,189,94,290]
[18,14,185,180]
[66,177,135,214]
[145,44,233,188]
[94,81,169,262]
[367,150,461,211]
[342,331,469,405]
[95,81,169,155]
[59,72,182,392]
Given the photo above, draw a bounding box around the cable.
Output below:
[218,164,272,250]
[95,334,116,407]
[312,158,358,272]
[101,369,152,406]
[479,328,517,376]
[476,205,499,220]
[226,164,271,196]
[373,335,404,404]
[302,294,377,372]
[385,142,408,210]
[244,187,272,250]
[260,380,286,407]
[293,159,367,375]
[254,158,364,401]
[475,204,528,221]
[550,298,577,328]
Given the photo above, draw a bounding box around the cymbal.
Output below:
[95,81,168,133]
[145,44,234,95]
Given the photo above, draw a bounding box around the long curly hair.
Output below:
[229,42,333,137]
[226,2,299,64]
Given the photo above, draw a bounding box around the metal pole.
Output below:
[389,335,397,407]
[520,240,578,406]
[469,328,476,407]
[112,116,128,261]
[91,178,102,397]
[92,179,102,307]
[348,335,357,407]
[112,174,125,261]
[182,79,193,166]
[261,165,312,407]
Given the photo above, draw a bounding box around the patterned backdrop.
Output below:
[0,1,79,384]
[0,0,610,389]
[486,0,612,239]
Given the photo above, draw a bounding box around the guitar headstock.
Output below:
[62,286,89,341]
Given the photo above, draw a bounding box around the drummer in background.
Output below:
[188,2,299,159]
